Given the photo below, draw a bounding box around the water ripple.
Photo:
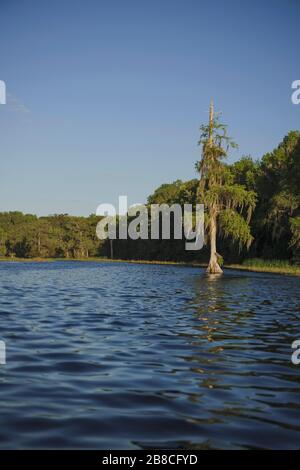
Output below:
[0,261,299,449]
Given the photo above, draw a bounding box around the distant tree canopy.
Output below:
[0,213,107,259]
[251,130,300,261]
[0,131,299,263]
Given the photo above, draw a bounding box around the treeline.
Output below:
[0,213,107,259]
[1,131,300,263]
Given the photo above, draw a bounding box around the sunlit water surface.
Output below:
[0,261,300,449]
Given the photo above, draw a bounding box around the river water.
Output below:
[0,261,299,449]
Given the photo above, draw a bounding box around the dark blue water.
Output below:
[0,261,300,449]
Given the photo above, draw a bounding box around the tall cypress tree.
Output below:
[197,101,257,273]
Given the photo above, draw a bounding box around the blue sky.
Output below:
[0,0,299,216]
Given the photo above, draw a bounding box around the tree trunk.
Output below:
[207,211,223,274]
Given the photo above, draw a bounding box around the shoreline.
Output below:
[0,257,300,276]
[0,257,205,268]
[225,263,300,277]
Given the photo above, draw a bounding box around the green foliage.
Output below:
[196,111,256,257]
[231,156,260,191]
[147,180,183,205]
[253,131,300,258]
[0,212,106,259]
[197,116,238,154]
[219,209,253,250]
[242,258,292,268]
[204,184,257,222]
[217,253,224,266]
[0,130,299,265]
[290,216,300,250]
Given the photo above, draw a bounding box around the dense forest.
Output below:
[1,131,300,264]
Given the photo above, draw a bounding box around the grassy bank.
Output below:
[0,256,204,267]
[226,258,300,276]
